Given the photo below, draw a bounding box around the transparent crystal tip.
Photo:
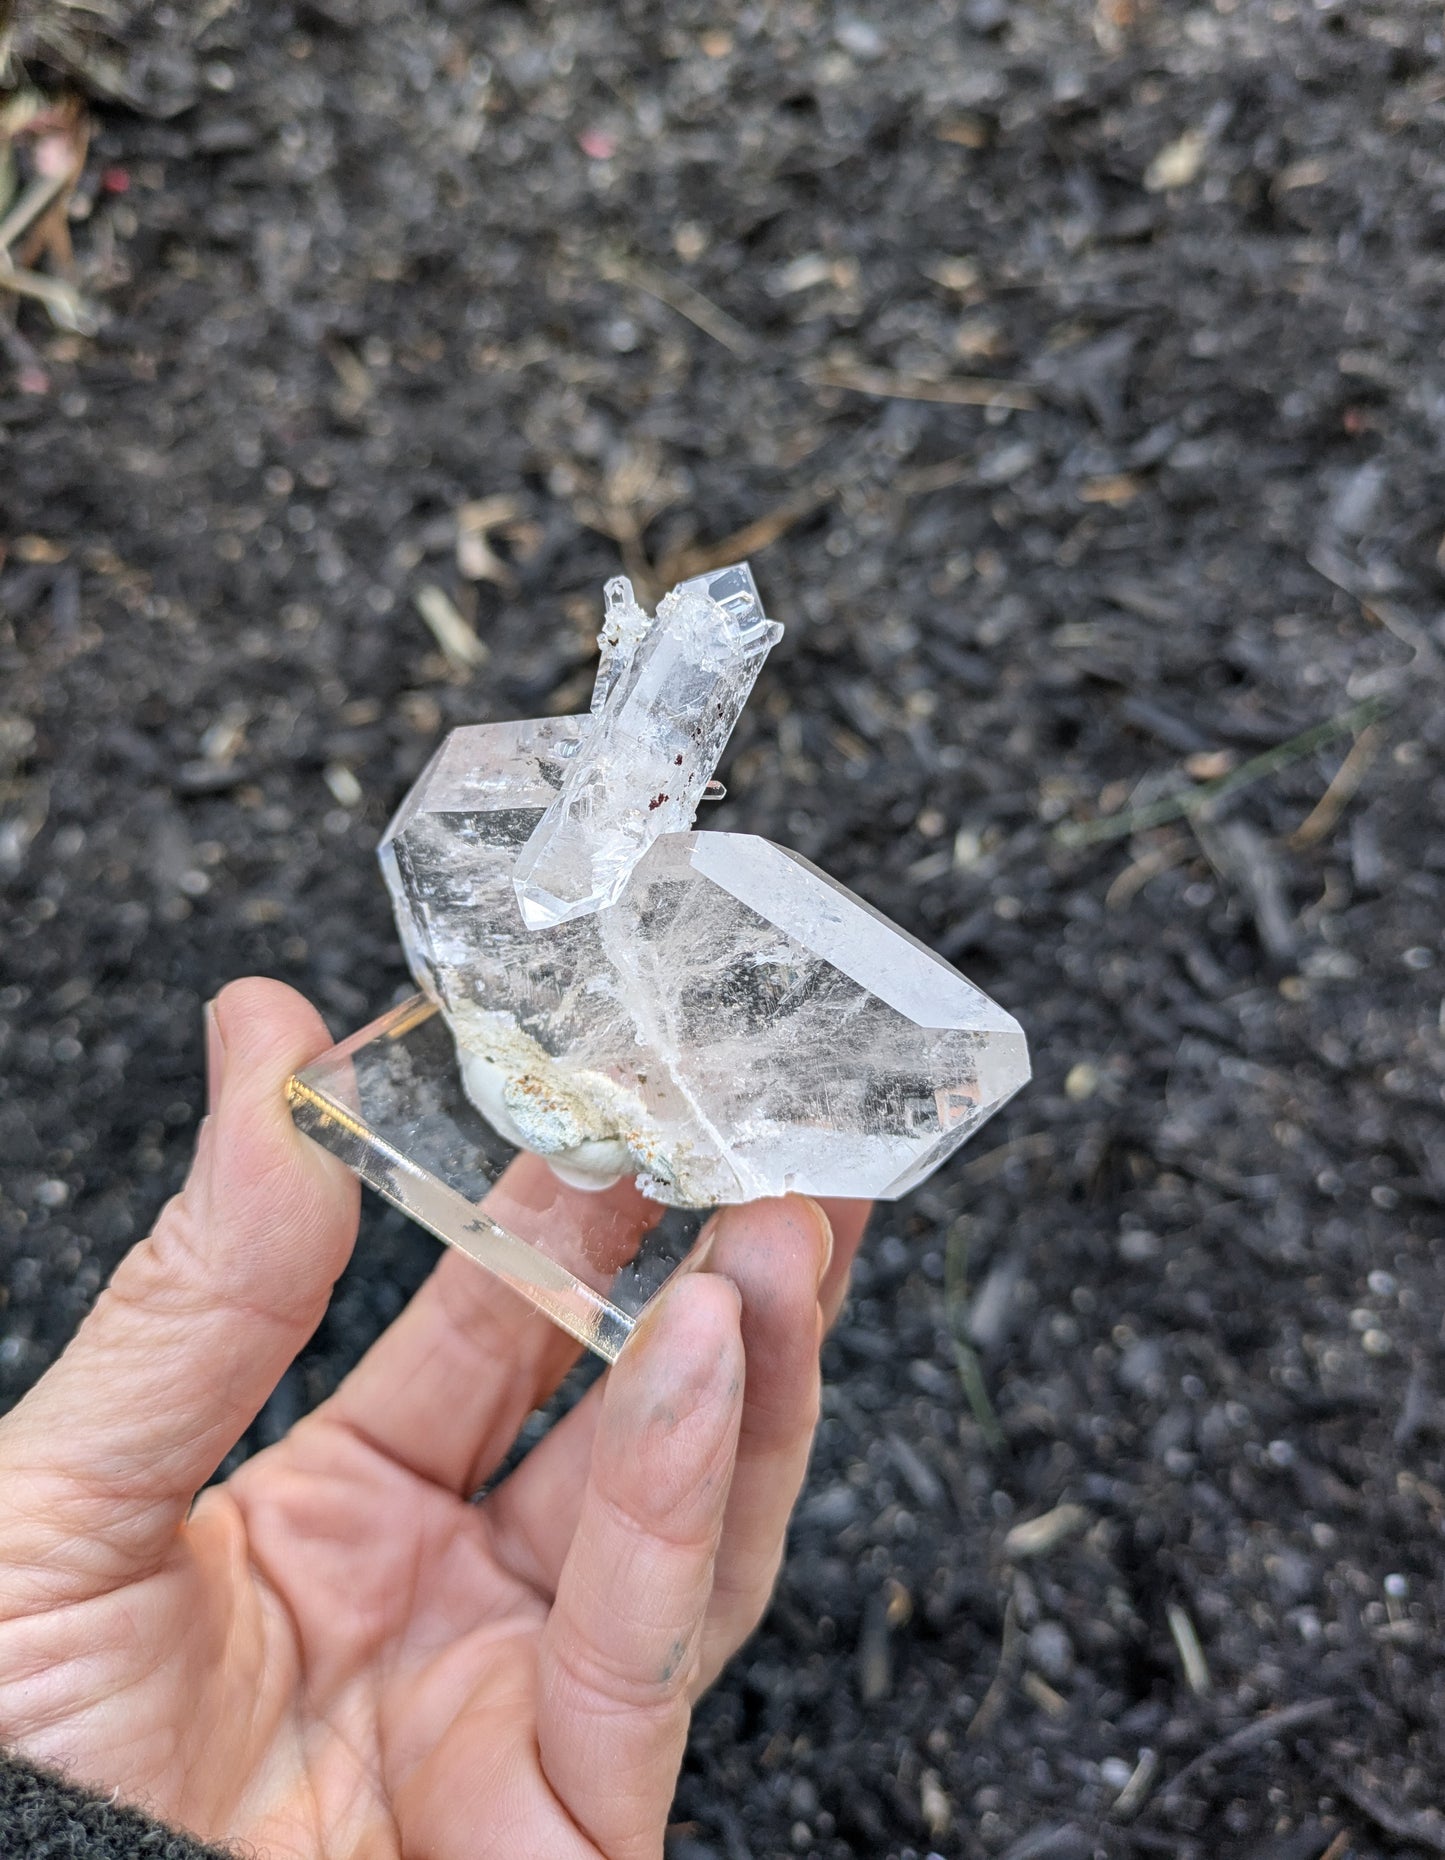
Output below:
[511,560,782,930]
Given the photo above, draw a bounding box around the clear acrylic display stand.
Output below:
[288,994,709,1362]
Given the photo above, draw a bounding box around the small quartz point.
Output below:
[511,562,782,930]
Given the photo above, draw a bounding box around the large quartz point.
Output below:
[381,709,1029,1208]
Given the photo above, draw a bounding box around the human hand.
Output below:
[0,979,867,1859]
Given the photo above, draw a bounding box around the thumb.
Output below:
[0,977,359,1597]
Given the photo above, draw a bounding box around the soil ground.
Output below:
[4,2,1445,1855]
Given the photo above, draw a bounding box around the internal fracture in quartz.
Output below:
[381,561,1029,1208]
[511,563,783,928]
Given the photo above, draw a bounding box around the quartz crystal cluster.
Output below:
[380,562,1029,1208]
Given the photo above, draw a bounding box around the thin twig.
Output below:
[598,249,758,359]
[1109,1748,1160,1821]
[0,254,96,332]
[1339,1777,1445,1855]
[1289,719,1386,848]
[961,1131,1054,1184]
[1105,830,1192,909]
[1309,546,1444,686]
[654,481,835,587]
[1157,1698,1338,1805]
[943,1219,1004,1450]
[1056,698,1388,848]
[897,456,977,496]
[965,1594,1019,1739]
[803,360,1038,411]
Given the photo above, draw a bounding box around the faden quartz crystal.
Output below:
[379,562,1029,1209]
[511,563,782,928]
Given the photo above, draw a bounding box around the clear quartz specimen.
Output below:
[510,562,782,929]
[290,561,1031,1357]
[381,714,1030,1209]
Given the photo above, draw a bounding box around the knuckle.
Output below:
[552,1617,698,1718]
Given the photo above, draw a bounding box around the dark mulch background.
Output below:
[5,2,1445,1855]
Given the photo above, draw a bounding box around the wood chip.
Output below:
[1166,1601,1212,1696]
[326,340,372,408]
[923,256,981,293]
[884,1575,914,1628]
[1021,1670,1069,1718]
[1109,1747,1159,1819]
[920,1768,952,1839]
[937,115,989,148]
[1003,1503,1090,1560]
[323,763,362,808]
[456,495,520,586]
[1145,128,1206,192]
[15,534,69,563]
[1079,472,1141,505]
[414,584,487,671]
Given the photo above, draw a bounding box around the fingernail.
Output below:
[688,1209,722,1273]
[634,1273,742,1406]
[802,1197,835,1286]
[204,998,226,1113]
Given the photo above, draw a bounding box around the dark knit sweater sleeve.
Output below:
[0,1751,237,1859]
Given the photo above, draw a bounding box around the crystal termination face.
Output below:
[381,562,1030,1209]
[511,562,782,929]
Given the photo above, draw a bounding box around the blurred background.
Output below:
[3,2,1445,1854]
